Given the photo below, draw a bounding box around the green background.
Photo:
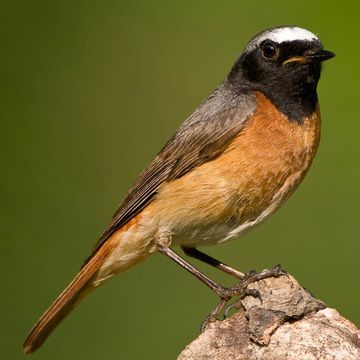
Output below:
[1,1,359,359]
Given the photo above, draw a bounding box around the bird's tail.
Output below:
[23,213,152,354]
[22,239,114,354]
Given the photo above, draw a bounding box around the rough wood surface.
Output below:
[178,273,360,360]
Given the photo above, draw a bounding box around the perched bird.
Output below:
[23,26,334,353]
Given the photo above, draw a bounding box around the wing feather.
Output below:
[84,85,256,264]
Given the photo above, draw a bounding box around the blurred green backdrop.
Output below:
[1,1,359,359]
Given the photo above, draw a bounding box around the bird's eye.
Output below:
[261,41,279,60]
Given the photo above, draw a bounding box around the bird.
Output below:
[23,26,334,353]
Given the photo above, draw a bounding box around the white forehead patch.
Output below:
[264,27,318,43]
[247,27,319,51]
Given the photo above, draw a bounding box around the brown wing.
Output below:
[84,86,256,264]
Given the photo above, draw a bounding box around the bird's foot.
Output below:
[226,264,286,297]
[201,265,286,332]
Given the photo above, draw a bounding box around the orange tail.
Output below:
[23,244,111,354]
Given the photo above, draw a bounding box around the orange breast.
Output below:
[150,92,321,245]
[222,92,321,222]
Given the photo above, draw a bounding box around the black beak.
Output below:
[306,49,335,62]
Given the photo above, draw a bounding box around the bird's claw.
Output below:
[201,265,287,331]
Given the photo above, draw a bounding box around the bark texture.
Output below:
[178,273,360,360]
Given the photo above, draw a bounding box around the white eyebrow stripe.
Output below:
[247,27,319,51]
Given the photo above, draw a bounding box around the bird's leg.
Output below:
[157,244,232,299]
[156,233,286,329]
[181,246,245,279]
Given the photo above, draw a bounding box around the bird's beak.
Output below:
[305,49,335,62]
[283,49,335,66]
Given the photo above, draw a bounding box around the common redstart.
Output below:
[23,26,334,353]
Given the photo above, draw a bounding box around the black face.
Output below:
[228,39,334,122]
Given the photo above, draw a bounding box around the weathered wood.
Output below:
[178,273,360,360]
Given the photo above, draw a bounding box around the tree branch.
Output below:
[178,272,360,359]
